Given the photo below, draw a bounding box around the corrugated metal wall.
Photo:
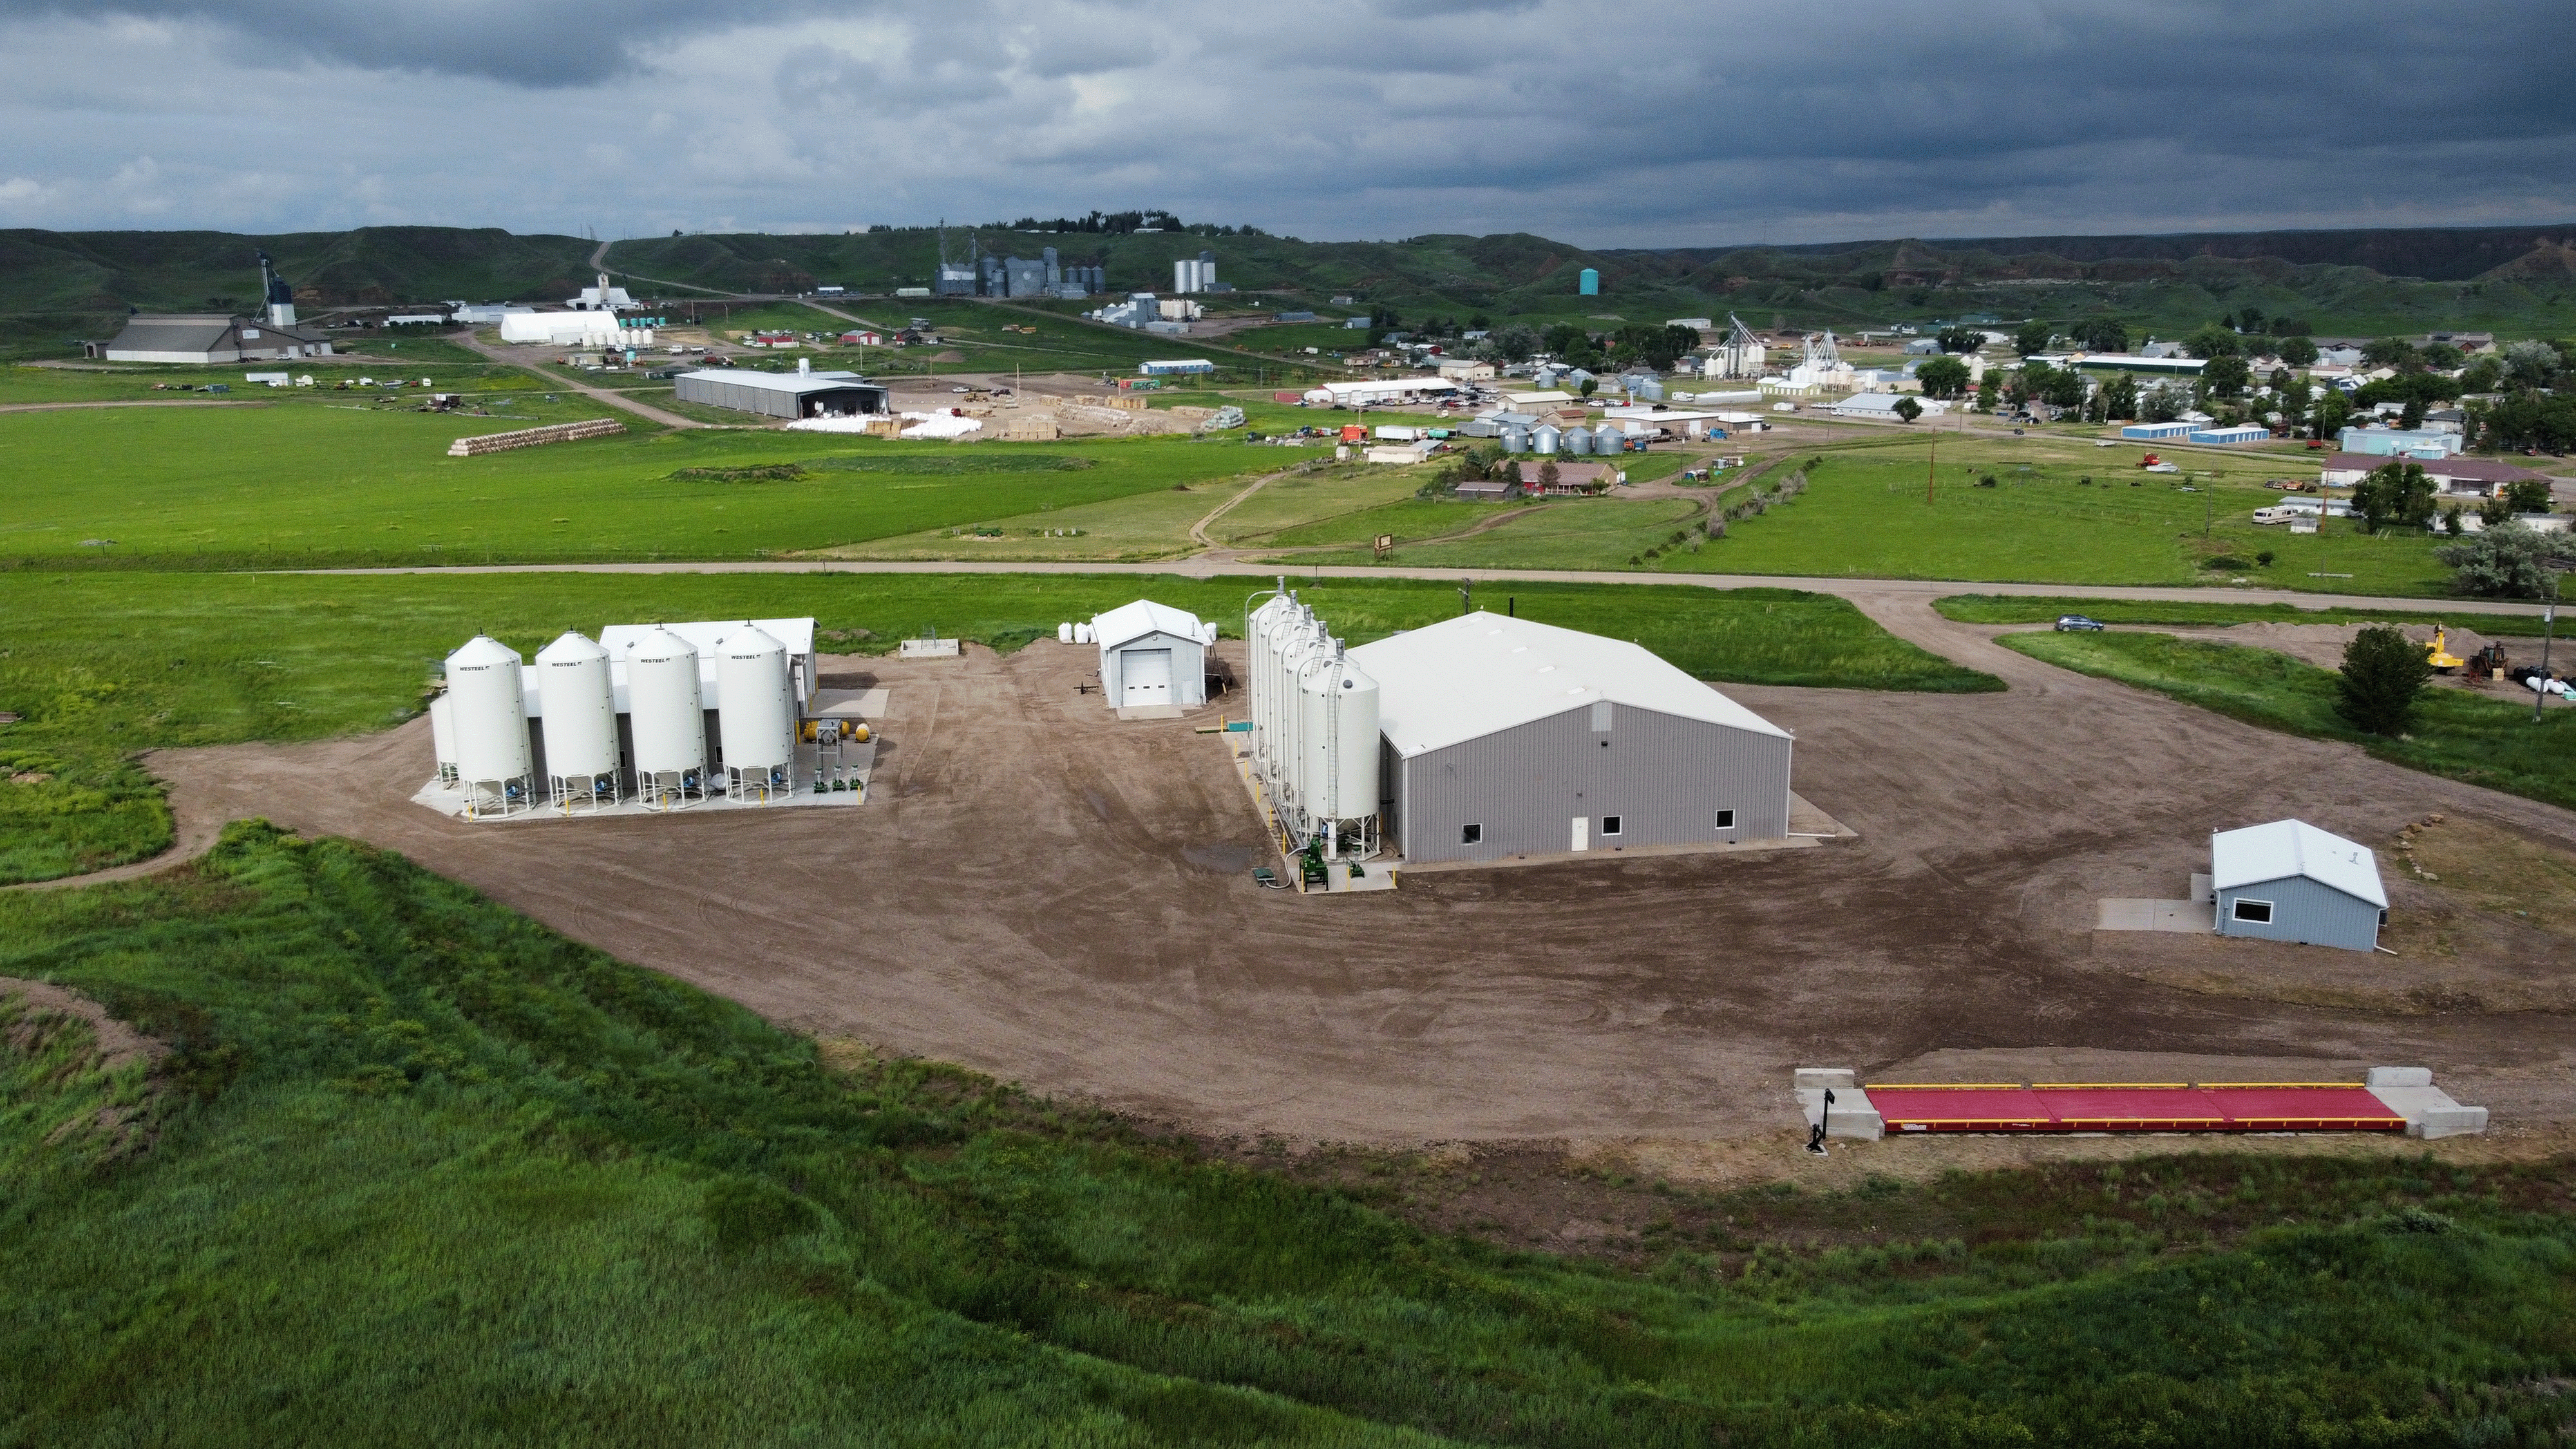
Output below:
[2215,875,2381,952]
[1393,701,1790,863]
[673,376,884,419]
[1103,631,1206,708]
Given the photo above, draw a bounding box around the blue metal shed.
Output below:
[2211,820,2387,953]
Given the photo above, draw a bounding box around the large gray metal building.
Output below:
[2210,819,2388,952]
[90,313,336,363]
[1350,612,1792,864]
[673,367,887,420]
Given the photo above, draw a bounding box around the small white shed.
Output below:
[1091,600,1215,712]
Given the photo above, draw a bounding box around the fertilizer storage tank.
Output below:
[1261,603,1312,789]
[1247,592,1293,776]
[1299,647,1381,853]
[428,693,458,784]
[444,636,532,815]
[1274,621,1332,817]
[716,625,795,799]
[627,627,706,806]
[535,630,620,808]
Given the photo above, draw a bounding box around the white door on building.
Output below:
[1570,817,1589,852]
[1121,647,1174,706]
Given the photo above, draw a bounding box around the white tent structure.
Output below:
[1092,600,1216,712]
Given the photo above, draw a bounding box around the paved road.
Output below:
[281,556,2555,621]
[447,328,705,430]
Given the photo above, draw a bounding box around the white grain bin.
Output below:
[1562,426,1595,456]
[1274,621,1331,812]
[535,630,620,810]
[716,625,795,801]
[1247,592,1293,775]
[627,627,706,808]
[428,692,458,785]
[1299,646,1381,855]
[1260,605,1309,786]
[444,635,533,817]
[1531,423,1561,454]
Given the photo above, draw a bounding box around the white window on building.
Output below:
[1715,809,1736,830]
[1461,824,1482,844]
[2232,898,2275,924]
[1600,815,1623,836]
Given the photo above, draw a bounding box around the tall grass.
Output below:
[3,823,2572,1446]
[2004,629,2576,808]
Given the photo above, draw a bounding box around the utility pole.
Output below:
[1927,433,1937,506]
[2538,589,2559,725]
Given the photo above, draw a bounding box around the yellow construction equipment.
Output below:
[2425,625,2465,674]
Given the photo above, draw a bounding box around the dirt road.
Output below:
[124,621,2576,1147]
[445,329,705,430]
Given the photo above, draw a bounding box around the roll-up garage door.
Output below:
[1121,647,1174,706]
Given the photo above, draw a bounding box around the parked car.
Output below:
[2054,614,2105,632]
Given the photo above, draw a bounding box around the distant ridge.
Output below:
[1613,224,2576,284]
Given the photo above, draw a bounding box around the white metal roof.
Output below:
[2210,819,2387,907]
[1349,612,1790,759]
[1090,599,1208,650]
[599,618,816,661]
[673,369,873,395]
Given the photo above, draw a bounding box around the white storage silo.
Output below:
[1274,622,1331,817]
[535,630,620,810]
[1300,646,1381,857]
[627,627,706,808]
[1260,603,1311,790]
[444,635,533,817]
[716,625,795,802]
[1245,594,1280,774]
[428,692,459,785]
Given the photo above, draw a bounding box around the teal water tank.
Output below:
[1578,268,1599,295]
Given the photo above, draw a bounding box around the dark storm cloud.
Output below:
[0,0,2568,243]
[0,0,869,86]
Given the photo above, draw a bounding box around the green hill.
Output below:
[8,222,2573,362]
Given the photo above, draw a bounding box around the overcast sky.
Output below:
[3,0,2570,247]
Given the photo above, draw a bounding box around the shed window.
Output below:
[2231,898,2275,924]
[1714,810,1736,830]
[1461,824,1482,845]
[1600,815,1622,836]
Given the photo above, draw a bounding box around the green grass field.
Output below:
[1274,498,1708,571]
[1938,594,2560,635]
[2003,630,2576,809]
[1673,438,2457,596]
[0,571,1994,883]
[0,406,1301,569]
[6,822,2573,1446]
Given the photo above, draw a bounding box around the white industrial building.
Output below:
[1091,600,1216,712]
[498,310,641,346]
[567,272,636,310]
[1349,613,1793,864]
[1300,377,1461,407]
